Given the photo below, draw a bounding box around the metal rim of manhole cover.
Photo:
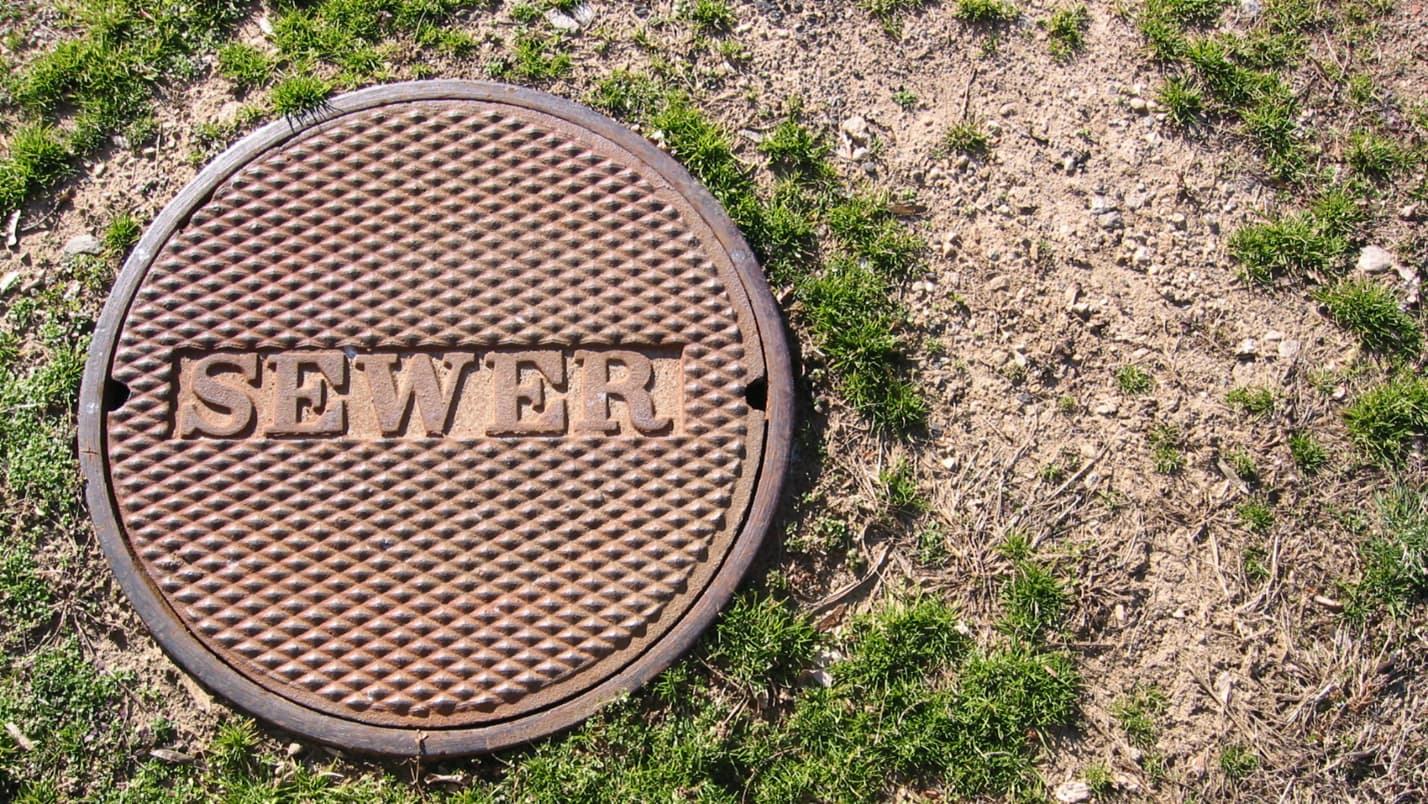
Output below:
[79,80,792,757]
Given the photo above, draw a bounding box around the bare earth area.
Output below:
[0,0,1425,801]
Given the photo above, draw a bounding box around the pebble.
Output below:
[1064,283,1081,308]
[1054,781,1092,803]
[1168,212,1187,229]
[1124,192,1147,210]
[1093,402,1118,416]
[1129,97,1149,113]
[1401,203,1421,220]
[999,102,1018,117]
[61,234,103,258]
[1236,338,1258,358]
[987,275,1010,292]
[1356,244,1397,274]
[840,115,870,144]
[545,9,581,31]
[1096,211,1124,230]
[1132,245,1151,266]
[1278,339,1301,359]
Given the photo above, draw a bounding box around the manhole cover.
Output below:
[79,81,791,757]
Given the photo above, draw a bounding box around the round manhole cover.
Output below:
[79,81,791,757]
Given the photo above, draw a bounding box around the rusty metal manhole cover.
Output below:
[79,81,791,757]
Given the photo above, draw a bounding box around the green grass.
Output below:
[759,117,834,182]
[102,212,142,256]
[1158,75,1204,127]
[1116,365,1154,395]
[861,0,937,35]
[944,119,991,155]
[1347,130,1410,180]
[1343,485,1428,619]
[709,592,820,687]
[0,125,71,214]
[1113,683,1168,750]
[269,74,332,117]
[1045,4,1090,59]
[1237,499,1275,534]
[1242,544,1270,583]
[216,42,273,93]
[879,459,925,515]
[1220,743,1259,780]
[1001,558,1070,643]
[1148,423,1185,475]
[1225,449,1260,484]
[892,88,918,109]
[1226,385,1275,416]
[588,74,927,435]
[1344,376,1428,464]
[686,0,736,34]
[1314,279,1423,359]
[489,32,573,82]
[0,0,246,214]
[955,0,1020,24]
[1289,432,1329,475]
[1229,196,1358,284]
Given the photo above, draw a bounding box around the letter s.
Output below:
[178,354,258,438]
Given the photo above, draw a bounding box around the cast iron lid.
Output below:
[79,81,792,757]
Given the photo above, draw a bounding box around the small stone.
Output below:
[987,275,1010,292]
[1064,283,1081,308]
[1054,781,1092,803]
[1356,245,1397,274]
[1129,97,1149,113]
[61,234,103,259]
[1400,203,1421,220]
[1096,211,1123,230]
[1236,338,1258,358]
[941,456,957,470]
[545,9,580,31]
[1168,212,1187,229]
[1093,402,1118,416]
[0,271,20,294]
[999,102,1018,117]
[1132,245,1151,266]
[840,115,870,144]
[1262,329,1283,342]
[1278,339,1301,359]
[1124,192,1147,210]
[257,15,274,35]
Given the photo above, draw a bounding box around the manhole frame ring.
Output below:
[78,80,794,758]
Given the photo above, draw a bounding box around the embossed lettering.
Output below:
[178,354,258,437]
[172,347,683,439]
[268,352,346,435]
[573,350,672,435]
[355,353,475,436]
[486,351,566,436]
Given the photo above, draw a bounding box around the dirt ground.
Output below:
[4,0,1428,801]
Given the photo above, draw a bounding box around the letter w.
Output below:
[354,353,474,436]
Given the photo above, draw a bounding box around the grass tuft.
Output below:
[103,212,143,255]
[943,118,991,155]
[270,74,332,117]
[1314,279,1422,359]
[1148,423,1185,475]
[1226,385,1275,416]
[710,592,820,687]
[1344,485,1428,619]
[1116,365,1154,395]
[216,42,273,93]
[955,0,1021,24]
[1289,432,1329,475]
[1158,75,1204,127]
[1045,4,1090,59]
[686,0,737,34]
[861,0,937,35]
[1344,376,1428,464]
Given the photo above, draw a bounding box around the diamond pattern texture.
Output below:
[105,101,759,727]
